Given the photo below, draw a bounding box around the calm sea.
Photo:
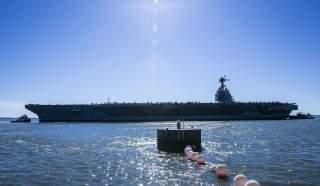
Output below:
[0,118,319,186]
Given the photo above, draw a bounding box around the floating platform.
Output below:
[157,128,201,153]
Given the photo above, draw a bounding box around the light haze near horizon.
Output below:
[1,0,319,117]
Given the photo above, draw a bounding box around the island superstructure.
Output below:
[25,77,298,122]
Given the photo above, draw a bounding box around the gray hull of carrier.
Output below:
[25,102,297,122]
[25,77,298,122]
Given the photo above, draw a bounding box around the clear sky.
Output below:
[1,0,319,117]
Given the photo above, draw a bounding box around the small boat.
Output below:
[11,115,31,123]
[289,112,314,120]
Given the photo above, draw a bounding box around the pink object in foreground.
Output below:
[184,146,192,155]
[244,180,260,186]
[233,174,248,186]
[186,151,193,157]
[184,146,205,164]
[215,164,227,177]
[187,152,198,161]
[190,153,200,161]
[195,155,205,164]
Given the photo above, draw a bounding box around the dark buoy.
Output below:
[157,121,201,153]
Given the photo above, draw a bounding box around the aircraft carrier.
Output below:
[25,77,298,122]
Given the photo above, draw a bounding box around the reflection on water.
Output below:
[0,119,320,185]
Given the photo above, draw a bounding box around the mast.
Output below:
[215,76,234,103]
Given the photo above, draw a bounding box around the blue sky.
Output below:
[0,0,319,117]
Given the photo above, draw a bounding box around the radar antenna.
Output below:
[219,75,230,88]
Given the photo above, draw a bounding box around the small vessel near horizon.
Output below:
[289,112,314,120]
[25,77,298,122]
[11,115,31,123]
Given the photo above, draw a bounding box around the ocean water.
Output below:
[0,118,319,186]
